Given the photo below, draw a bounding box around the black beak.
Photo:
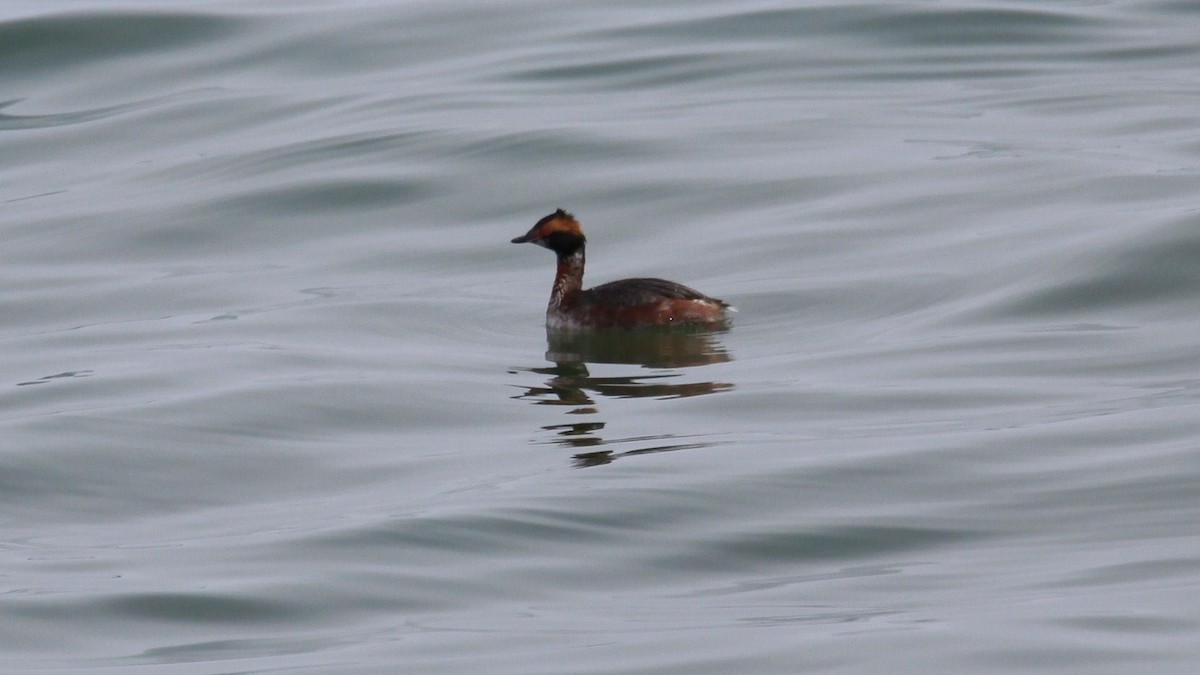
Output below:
[511,233,535,244]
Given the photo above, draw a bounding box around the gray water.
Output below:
[3,1,1199,673]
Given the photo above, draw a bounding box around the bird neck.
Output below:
[551,247,585,309]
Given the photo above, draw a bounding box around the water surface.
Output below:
[2,1,1199,673]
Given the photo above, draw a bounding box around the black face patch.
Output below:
[542,230,585,256]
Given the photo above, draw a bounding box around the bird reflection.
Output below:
[511,325,733,466]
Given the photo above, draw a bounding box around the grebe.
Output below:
[512,209,730,330]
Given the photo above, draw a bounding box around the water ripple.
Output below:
[0,11,243,74]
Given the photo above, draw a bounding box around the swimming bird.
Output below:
[512,209,730,330]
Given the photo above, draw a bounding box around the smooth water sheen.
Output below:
[3,1,1199,673]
